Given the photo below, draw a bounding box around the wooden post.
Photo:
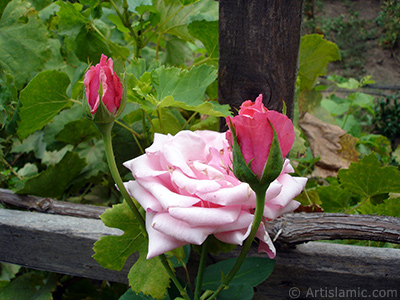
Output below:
[218,0,304,122]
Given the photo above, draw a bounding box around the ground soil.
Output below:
[312,0,400,93]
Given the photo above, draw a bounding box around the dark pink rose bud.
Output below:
[84,54,123,116]
[226,94,295,180]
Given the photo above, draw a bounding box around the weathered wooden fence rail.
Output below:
[1,189,400,299]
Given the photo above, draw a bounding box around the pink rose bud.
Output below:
[226,94,295,180]
[84,54,123,116]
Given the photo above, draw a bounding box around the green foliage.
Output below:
[373,93,400,146]
[0,0,51,89]
[150,65,229,117]
[376,0,400,50]
[201,257,275,300]
[305,153,400,215]
[17,70,71,140]
[0,272,57,300]
[0,0,223,205]
[16,151,86,198]
[303,9,377,76]
[297,34,341,119]
[128,255,171,300]
[93,201,177,299]
[298,34,341,91]
[188,18,219,66]
[93,201,146,271]
[294,33,400,224]
[338,153,400,199]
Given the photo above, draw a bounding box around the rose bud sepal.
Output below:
[258,121,284,189]
[230,120,284,195]
[229,119,259,185]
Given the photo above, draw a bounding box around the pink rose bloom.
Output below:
[226,94,295,178]
[124,130,306,259]
[84,54,123,115]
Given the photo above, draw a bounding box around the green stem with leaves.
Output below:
[205,185,268,300]
[97,121,147,236]
[159,254,191,300]
[98,121,190,299]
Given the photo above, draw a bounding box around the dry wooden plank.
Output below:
[1,208,399,300]
[1,188,400,245]
[0,188,106,219]
[269,212,400,245]
[254,242,400,299]
[0,208,134,283]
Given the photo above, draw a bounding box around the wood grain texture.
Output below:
[1,189,399,245]
[0,208,135,283]
[0,188,106,218]
[268,212,400,245]
[0,208,399,299]
[218,0,304,120]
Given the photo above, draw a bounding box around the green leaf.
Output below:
[41,146,73,166]
[42,104,83,146]
[154,0,218,42]
[151,65,230,117]
[336,78,359,90]
[55,119,99,145]
[201,257,275,300]
[188,19,218,65]
[17,163,38,178]
[152,107,183,134]
[56,1,128,62]
[16,151,86,198]
[298,34,341,91]
[127,0,153,14]
[168,245,190,268]
[316,185,354,213]
[321,95,349,117]
[75,139,108,178]
[289,126,307,159]
[93,201,146,271]
[178,0,201,5]
[119,289,159,300]
[0,0,51,89]
[112,121,147,176]
[30,0,53,11]
[56,0,88,38]
[11,131,46,159]
[0,263,21,283]
[0,273,55,300]
[338,153,400,198]
[128,255,170,300]
[358,197,400,217]
[295,190,322,206]
[161,36,193,66]
[393,145,400,165]
[18,70,71,140]
[107,14,130,33]
[351,92,375,113]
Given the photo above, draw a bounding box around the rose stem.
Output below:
[97,121,147,236]
[159,254,191,300]
[100,122,189,299]
[205,186,268,300]
[194,236,210,300]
